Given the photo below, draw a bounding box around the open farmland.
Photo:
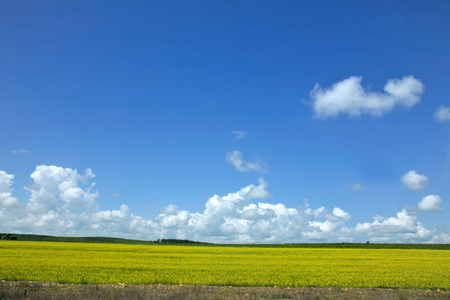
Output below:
[0,241,449,290]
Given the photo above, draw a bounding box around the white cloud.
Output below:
[11,148,28,154]
[308,207,351,234]
[353,209,417,234]
[0,165,446,244]
[401,170,428,190]
[0,171,20,208]
[332,207,351,220]
[428,233,450,244]
[434,106,450,121]
[231,131,247,140]
[226,150,268,173]
[310,75,424,118]
[348,183,364,191]
[342,209,434,243]
[418,195,442,211]
[90,204,157,237]
[24,165,99,213]
[160,204,179,215]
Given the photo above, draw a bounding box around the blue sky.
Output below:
[1,0,449,243]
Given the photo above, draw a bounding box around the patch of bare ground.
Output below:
[0,281,447,300]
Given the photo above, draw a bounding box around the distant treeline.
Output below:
[0,233,18,240]
[0,233,208,245]
[1,233,449,249]
[0,233,155,244]
[155,238,209,245]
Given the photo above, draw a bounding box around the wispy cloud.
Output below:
[11,148,28,154]
[144,198,158,204]
[231,131,247,140]
[310,76,424,118]
[401,170,428,191]
[226,150,268,173]
[348,183,364,191]
[434,106,450,122]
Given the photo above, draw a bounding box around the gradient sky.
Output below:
[1,0,449,243]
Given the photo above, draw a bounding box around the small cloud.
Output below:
[11,149,28,154]
[226,150,268,173]
[144,198,158,204]
[231,131,247,140]
[310,75,424,118]
[434,106,450,122]
[348,183,364,191]
[401,170,428,190]
[110,192,120,198]
[418,195,442,211]
[373,214,385,222]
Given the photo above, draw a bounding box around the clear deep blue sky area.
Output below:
[1,0,449,243]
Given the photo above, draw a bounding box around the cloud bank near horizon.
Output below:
[0,165,448,244]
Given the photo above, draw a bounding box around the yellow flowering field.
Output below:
[0,241,448,289]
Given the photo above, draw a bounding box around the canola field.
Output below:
[0,241,448,289]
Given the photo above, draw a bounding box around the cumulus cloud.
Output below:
[0,165,446,243]
[434,106,450,121]
[309,207,351,233]
[226,150,268,173]
[342,209,433,243]
[310,76,424,118]
[418,195,442,211]
[401,170,428,190]
[0,167,97,235]
[428,233,450,244]
[90,204,156,237]
[231,131,247,140]
[348,183,364,191]
[24,165,99,213]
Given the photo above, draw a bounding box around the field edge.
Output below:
[0,281,448,300]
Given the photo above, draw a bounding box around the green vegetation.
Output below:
[2,233,449,249]
[1,233,157,244]
[0,233,18,240]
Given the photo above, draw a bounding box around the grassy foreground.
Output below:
[0,241,449,290]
